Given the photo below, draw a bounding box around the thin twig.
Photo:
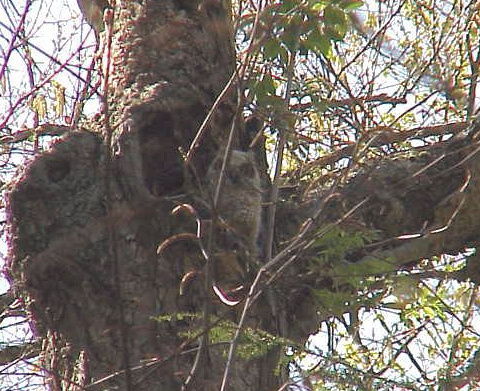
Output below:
[264,26,300,261]
[220,17,300,390]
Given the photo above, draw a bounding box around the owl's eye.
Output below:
[229,170,241,184]
[239,163,255,178]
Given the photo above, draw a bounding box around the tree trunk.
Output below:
[7,1,283,390]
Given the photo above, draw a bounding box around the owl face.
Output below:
[212,151,259,188]
[206,150,262,248]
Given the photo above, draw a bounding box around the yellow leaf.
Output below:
[51,80,66,118]
[0,71,5,94]
[31,95,47,120]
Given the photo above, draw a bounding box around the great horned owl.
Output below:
[206,150,262,256]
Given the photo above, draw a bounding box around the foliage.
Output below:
[209,319,287,360]
[154,313,287,361]
[236,0,480,388]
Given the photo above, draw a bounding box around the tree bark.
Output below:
[7,1,278,390]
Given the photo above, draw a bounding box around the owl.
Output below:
[206,150,262,257]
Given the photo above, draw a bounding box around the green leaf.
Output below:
[259,94,285,109]
[263,37,281,60]
[278,0,298,13]
[325,24,347,41]
[280,17,302,52]
[324,4,347,24]
[338,0,364,10]
[303,28,332,57]
[308,0,330,11]
[258,74,276,96]
[315,289,353,316]
[324,5,348,41]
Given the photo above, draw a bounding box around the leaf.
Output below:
[280,18,302,52]
[324,4,347,24]
[31,95,47,120]
[314,289,353,316]
[303,27,332,57]
[258,94,285,109]
[0,71,5,94]
[278,0,298,13]
[263,37,282,60]
[309,0,328,12]
[324,5,348,41]
[338,0,364,10]
[325,24,347,41]
[255,73,284,108]
[258,73,276,96]
[51,80,66,119]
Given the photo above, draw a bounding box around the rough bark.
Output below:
[6,1,480,391]
[7,1,278,390]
